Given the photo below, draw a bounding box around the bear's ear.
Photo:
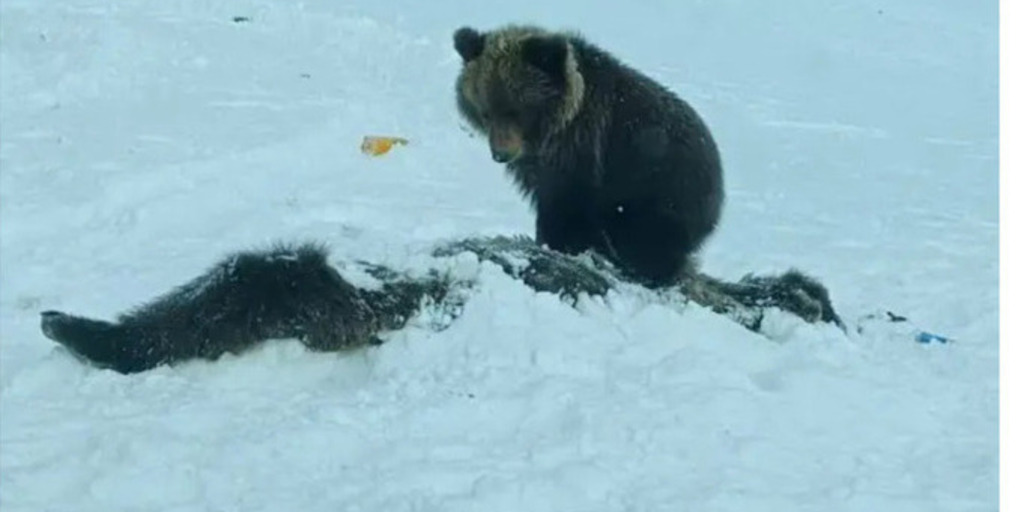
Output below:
[454,27,485,62]
[521,35,569,82]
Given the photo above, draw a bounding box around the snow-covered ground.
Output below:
[0,0,998,510]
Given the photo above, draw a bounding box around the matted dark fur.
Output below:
[41,244,382,373]
[40,237,844,374]
[454,25,724,286]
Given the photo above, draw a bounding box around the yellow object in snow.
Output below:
[361,136,409,156]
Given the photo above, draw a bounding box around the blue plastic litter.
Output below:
[914,331,950,344]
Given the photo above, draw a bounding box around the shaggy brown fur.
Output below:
[454,25,725,287]
[40,237,844,374]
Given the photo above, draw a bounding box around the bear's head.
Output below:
[453,25,584,164]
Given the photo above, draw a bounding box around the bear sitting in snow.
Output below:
[454,25,724,287]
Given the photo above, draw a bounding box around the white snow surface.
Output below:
[0,0,998,510]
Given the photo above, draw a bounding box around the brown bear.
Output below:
[40,237,843,374]
[454,25,725,287]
